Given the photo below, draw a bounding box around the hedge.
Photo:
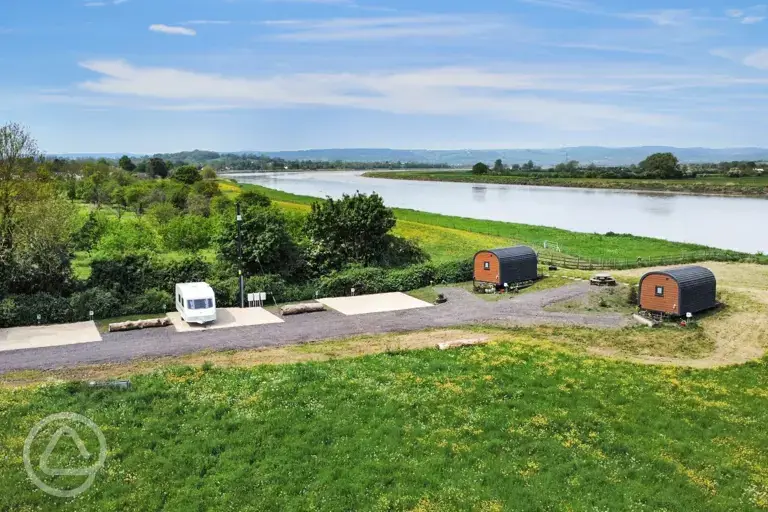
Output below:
[0,288,173,329]
[0,257,473,328]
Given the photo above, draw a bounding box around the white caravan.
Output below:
[175,282,217,324]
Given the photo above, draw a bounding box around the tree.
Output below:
[162,215,212,252]
[193,180,220,198]
[238,190,271,208]
[10,197,77,294]
[74,210,108,254]
[111,187,127,219]
[0,123,38,252]
[639,152,681,179]
[147,202,179,225]
[201,166,217,180]
[118,155,136,172]
[216,206,302,277]
[96,218,160,256]
[147,157,169,179]
[210,195,234,217]
[172,165,202,185]
[305,192,396,268]
[472,162,490,175]
[492,159,504,174]
[186,193,211,217]
[522,160,536,171]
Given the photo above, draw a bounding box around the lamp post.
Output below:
[236,202,245,309]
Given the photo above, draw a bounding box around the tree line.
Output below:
[0,122,439,327]
[471,153,766,180]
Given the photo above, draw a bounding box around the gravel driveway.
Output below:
[0,282,629,373]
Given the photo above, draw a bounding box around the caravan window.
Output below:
[188,299,213,310]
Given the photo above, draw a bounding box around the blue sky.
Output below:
[1,0,766,153]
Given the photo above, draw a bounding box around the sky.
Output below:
[1,0,766,153]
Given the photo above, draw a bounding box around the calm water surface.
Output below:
[230,171,764,253]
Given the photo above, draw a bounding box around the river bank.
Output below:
[365,171,768,198]
[232,181,762,264]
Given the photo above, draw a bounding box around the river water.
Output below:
[230,171,765,253]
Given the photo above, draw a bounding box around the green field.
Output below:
[2,328,768,511]
[367,171,768,197]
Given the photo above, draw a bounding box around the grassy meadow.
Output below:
[2,327,768,511]
[367,171,768,197]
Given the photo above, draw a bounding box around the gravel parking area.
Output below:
[0,282,629,373]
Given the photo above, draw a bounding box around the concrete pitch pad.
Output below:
[318,292,433,316]
[0,321,101,352]
[168,307,284,333]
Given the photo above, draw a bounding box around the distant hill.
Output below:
[253,147,768,167]
[54,147,768,167]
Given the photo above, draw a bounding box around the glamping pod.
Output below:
[175,282,217,324]
[474,246,538,288]
[638,265,717,316]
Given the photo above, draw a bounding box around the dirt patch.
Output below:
[544,285,635,315]
[0,329,489,388]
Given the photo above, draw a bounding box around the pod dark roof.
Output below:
[642,265,715,288]
[487,246,537,262]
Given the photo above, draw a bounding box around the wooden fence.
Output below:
[535,249,749,271]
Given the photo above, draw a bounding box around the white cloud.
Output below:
[742,15,765,23]
[149,24,197,36]
[263,15,502,41]
[183,20,232,25]
[743,48,768,69]
[621,9,692,26]
[67,59,684,130]
[84,0,128,6]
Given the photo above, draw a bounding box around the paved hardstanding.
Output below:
[0,283,628,373]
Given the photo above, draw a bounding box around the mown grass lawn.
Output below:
[1,335,767,511]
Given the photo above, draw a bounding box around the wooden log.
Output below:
[109,317,171,332]
[436,338,490,351]
[280,303,326,316]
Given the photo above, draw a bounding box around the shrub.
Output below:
[89,253,156,294]
[156,257,213,292]
[385,264,435,291]
[172,165,202,185]
[162,216,213,252]
[238,190,271,208]
[433,259,473,283]
[69,287,121,320]
[147,202,179,225]
[628,285,639,305]
[96,218,160,256]
[318,267,389,297]
[129,289,173,315]
[208,277,240,308]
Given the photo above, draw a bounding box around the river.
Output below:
[229,171,765,253]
